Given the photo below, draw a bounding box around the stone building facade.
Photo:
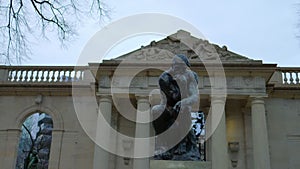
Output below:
[0,30,299,169]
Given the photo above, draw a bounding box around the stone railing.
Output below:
[269,67,300,87]
[278,67,300,85]
[0,66,88,83]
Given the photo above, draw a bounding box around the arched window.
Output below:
[15,112,53,169]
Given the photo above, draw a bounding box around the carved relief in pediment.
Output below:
[114,31,251,62]
[127,47,175,61]
[191,39,219,60]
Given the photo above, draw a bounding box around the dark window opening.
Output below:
[15,113,53,169]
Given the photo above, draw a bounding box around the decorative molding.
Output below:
[35,94,43,104]
[131,76,148,88]
[228,77,265,89]
[16,104,64,130]
[114,30,252,62]
[228,142,240,168]
[98,75,111,88]
[287,134,300,141]
[122,139,133,165]
[228,142,240,152]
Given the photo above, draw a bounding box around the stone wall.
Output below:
[266,98,300,169]
[0,95,95,169]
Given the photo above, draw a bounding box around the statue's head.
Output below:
[172,54,190,74]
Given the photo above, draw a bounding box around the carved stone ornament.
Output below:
[192,39,219,60]
[35,94,43,104]
[113,30,252,62]
[132,47,174,61]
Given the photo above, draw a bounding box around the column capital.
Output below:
[98,94,112,103]
[249,94,268,99]
[210,95,226,104]
[135,94,149,104]
[249,94,268,105]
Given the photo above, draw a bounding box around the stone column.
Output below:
[133,95,150,169]
[210,96,229,169]
[2,129,21,169]
[93,95,112,169]
[251,96,271,169]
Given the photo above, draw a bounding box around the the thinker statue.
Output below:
[152,54,200,160]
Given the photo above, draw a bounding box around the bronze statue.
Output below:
[152,54,200,160]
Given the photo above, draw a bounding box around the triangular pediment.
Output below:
[113,30,253,63]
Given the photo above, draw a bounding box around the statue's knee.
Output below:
[152,105,164,114]
[151,105,165,118]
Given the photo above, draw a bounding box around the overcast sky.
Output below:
[24,0,300,67]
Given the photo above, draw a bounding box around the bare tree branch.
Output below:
[22,124,36,168]
[0,0,109,64]
[22,124,35,146]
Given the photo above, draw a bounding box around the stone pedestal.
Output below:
[150,160,211,169]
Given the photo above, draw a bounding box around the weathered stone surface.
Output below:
[114,30,252,62]
[150,160,211,169]
[0,30,299,169]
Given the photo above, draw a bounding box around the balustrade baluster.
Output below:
[289,72,294,84]
[34,70,40,82]
[29,70,34,82]
[40,70,45,82]
[51,70,56,82]
[14,70,19,82]
[46,70,50,82]
[295,72,299,84]
[72,70,76,81]
[18,70,23,81]
[8,70,13,81]
[24,70,28,82]
[70,70,74,81]
[76,70,81,81]
[57,70,62,82]
[72,70,75,81]
[67,70,71,82]
[78,70,83,81]
[62,70,66,82]
[283,71,288,84]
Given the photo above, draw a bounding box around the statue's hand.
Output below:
[173,101,181,112]
[174,99,191,112]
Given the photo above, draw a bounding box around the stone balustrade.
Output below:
[269,67,300,86]
[1,65,300,88]
[280,67,300,85]
[0,66,88,83]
